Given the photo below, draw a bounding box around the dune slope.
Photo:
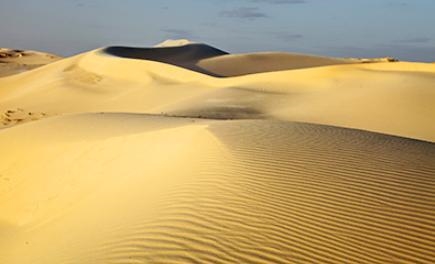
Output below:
[197,52,358,77]
[0,44,434,141]
[0,114,434,263]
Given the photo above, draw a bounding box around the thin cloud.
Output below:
[220,7,268,19]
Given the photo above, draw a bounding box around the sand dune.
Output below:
[0,48,61,77]
[104,41,395,77]
[0,43,434,141]
[0,114,434,263]
[1,40,435,263]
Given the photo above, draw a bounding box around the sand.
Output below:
[0,40,434,263]
[0,48,61,77]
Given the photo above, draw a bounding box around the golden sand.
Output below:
[0,41,434,263]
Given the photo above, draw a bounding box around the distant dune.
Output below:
[0,48,61,77]
[103,41,395,77]
[0,40,434,263]
[154,39,197,47]
[103,43,228,76]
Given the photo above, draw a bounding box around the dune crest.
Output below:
[154,39,197,47]
[105,41,401,77]
[102,43,228,76]
[198,52,359,76]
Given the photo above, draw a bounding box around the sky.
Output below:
[1,0,434,61]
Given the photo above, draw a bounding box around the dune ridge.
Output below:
[154,39,197,47]
[198,52,359,77]
[103,44,228,76]
[102,43,398,77]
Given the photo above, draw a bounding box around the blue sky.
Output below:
[1,0,434,61]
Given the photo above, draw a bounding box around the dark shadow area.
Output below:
[102,44,229,77]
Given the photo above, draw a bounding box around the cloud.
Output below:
[250,0,307,4]
[162,29,195,39]
[276,33,303,41]
[395,37,431,44]
[220,7,268,19]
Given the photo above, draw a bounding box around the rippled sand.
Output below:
[1,41,434,263]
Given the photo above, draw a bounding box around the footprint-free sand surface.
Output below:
[0,40,434,263]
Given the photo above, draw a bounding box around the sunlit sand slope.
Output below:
[197,52,360,76]
[1,44,434,141]
[0,114,434,263]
